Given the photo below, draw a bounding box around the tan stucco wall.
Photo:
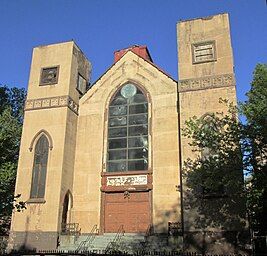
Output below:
[11,108,68,232]
[27,42,73,100]
[10,41,90,241]
[179,86,237,161]
[177,12,237,175]
[72,51,181,233]
[177,13,234,80]
[177,13,247,235]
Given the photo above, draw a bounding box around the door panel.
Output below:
[104,192,150,233]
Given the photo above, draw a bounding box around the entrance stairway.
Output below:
[58,233,182,253]
[59,233,144,252]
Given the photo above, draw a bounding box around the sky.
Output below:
[0,0,266,103]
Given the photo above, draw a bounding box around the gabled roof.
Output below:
[114,45,153,63]
[87,49,177,92]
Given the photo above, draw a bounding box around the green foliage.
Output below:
[182,102,246,230]
[0,85,26,235]
[241,64,267,234]
[183,104,243,197]
[182,64,267,235]
[0,108,22,163]
[0,86,25,121]
[241,64,267,130]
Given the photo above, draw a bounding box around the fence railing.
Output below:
[168,222,182,236]
[61,222,81,236]
[4,249,252,256]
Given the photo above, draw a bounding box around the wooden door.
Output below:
[104,191,150,233]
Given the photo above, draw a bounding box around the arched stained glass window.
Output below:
[30,135,49,198]
[107,83,148,172]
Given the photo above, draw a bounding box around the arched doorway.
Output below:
[102,83,152,233]
[61,191,73,233]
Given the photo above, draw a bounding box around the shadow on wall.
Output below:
[133,148,249,254]
[119,203,182,253]
[182,154,250,254]
[7,216,35,253]
[153,203,180,234]
[124,160,250,253]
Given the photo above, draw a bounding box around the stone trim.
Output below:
[25,95,79,114]
[178,73,235,92]
[101,170,152,177]
[29,129,53,152]
[27,198,46,204]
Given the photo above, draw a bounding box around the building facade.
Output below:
[9,13,248,253]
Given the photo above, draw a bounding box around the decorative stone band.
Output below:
[107,175,148,186]
[178,73,235,92]
[24,95,79,114]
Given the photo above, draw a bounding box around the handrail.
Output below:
[76,224,98,252]
[145,224,153,241]
[140,224,153,249]
[105,225,125,253]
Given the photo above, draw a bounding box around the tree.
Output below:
[182,64,267,253]
[182,102,247,231]
[183,103,242,195]
[0,85,26,235]
[241,64,267,236]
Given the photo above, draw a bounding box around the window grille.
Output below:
[107,83,148,172]
[40,66,59,85]
[30,135,49,198]
[77,73,87,94]
[192,41,216,64]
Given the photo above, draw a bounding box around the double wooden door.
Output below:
[104,191,150,233]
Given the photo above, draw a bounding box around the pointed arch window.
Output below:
[30,135,49,198]
[107,83,148,172]
[199,113,225,198]
[200,113,217,159]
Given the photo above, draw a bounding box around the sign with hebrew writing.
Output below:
[107,175,147,186]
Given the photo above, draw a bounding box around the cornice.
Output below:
[178,73,235,92]
[24,95,79,115]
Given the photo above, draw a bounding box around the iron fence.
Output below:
[61,223,81,236]
[2,249,253,256]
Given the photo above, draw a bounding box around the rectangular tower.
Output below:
[9,41,91,250]
[177,12,237,185]
[177,13,248,253]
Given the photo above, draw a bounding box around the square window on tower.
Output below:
[192,41,216,64]
[76,73,87,95]
[39,66,59,85]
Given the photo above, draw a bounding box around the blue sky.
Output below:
[0,0,266,102]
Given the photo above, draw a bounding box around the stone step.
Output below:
[58,234,182,253]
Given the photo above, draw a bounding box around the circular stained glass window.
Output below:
[121,83,137,98]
